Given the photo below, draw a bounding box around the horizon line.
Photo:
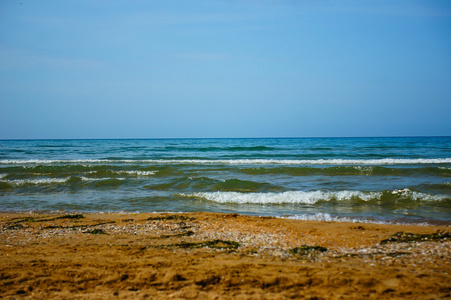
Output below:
[0,135,450,141]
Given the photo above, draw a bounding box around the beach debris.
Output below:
[11,214,84,224]
[351,225,366,230]
[40,221,115,230]
[161,239,240,250]
[83,228,108,235]
[380,231,450,244]
[10,216,36,223]
[289,245,328,255]
[146,214,194,221]
[6,224,24,230]
[54,214,85,220]
[161,230,195,238]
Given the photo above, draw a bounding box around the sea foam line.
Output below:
[181,191,382,204]
[0,176,128,186]
[114,170,157,176]
[83,170,158,176]
[1,158,451,165]
[281,213,429,225]
[80,177,126,181]
[0,177,71,186]
[181,189,448,204]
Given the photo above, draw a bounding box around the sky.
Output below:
[0,0,450,139]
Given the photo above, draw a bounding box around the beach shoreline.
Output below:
[1,212,450,299]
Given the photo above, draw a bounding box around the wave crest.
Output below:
[181,191,383,204]
[181,189,448,204]
[1,158,451,165]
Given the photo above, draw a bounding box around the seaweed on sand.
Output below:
[161,230,195,238]
[54,214,84,220]
[161,240,240,250]
[41,221,115,230]
[5,224,24,230]
[380,231,450,244]
[11,214,84,224]
[289,245,328,255]
[83,229,108,235]
[146,215,194,221]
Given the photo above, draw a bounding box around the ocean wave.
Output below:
[391,188,449,201]
[1,158,451,165]
[181,189,448,204]
[146,177,283,193]
[80,176,126,181]
[0,176,128,186]
[0,177,71,186]
[239,165,451,176]
[181,191,383,204]
[84,170,158,176]
[163,146,277,152]
[114,170,157,176]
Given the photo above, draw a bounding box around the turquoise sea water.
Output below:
[0,137,450,224]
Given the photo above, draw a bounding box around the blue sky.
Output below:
[1,0,450,139]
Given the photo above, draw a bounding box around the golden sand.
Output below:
[1,212,450,299]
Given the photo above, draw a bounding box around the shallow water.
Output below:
[0,137,450,224]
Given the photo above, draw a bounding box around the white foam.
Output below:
[182,189,448,204]
[82,170,157,176]
[281,213,429,225]
[284,213,363,222]
[81,176,101,181]
[181,190,383,204]
[0,177,70,186]
[115,170,157,176]
[1,158,450,165]
[353,166,373,175]
[0,174,7,179]
[80,177,125,181]
[391,188,448,201]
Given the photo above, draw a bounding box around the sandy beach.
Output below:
[0,212,450,299]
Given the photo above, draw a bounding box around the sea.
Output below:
[0,137,450,225]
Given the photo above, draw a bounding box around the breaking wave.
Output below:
[0,177,71,186]
[182,189,449,204]
[1,158,451,165]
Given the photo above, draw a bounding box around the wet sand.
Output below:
[1,212,450,299]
